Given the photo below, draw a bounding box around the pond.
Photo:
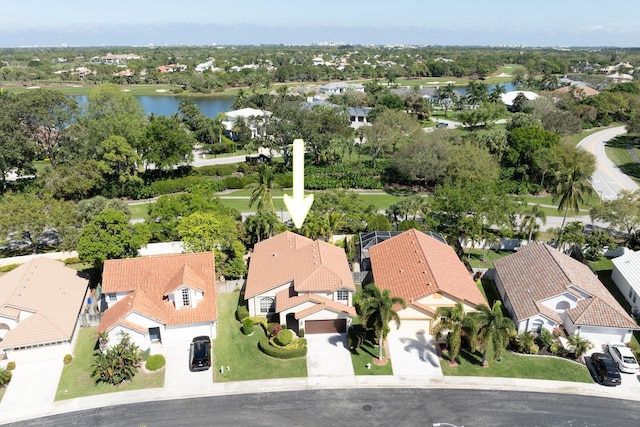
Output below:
[71,95,235,118]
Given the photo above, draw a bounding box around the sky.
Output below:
[3,0,640,48]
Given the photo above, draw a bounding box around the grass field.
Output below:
[351,341,393,375]
[465,249,513,269]
[605,133,640,186]
[440,346,593,383]
[55,327,164,401]
[213,292,307,382]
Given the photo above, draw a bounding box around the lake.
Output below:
[71,95,236,118]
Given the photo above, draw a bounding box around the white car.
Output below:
[607,342,640,374]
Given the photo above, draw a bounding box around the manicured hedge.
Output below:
[275,329,293,346]
[258,337,307,359]
[63,354,73,365]
[145,354,166,371]
[242,317,255,335]
[236,305,249,321]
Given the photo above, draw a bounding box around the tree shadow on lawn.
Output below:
[442,347,484,366]
[351,340,378,358]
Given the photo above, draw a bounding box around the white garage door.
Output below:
[396,319,431,337]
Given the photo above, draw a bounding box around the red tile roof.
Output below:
[244,231,354,299]
[369,229,485,307]
[274,287,356,318]
[98,252,216,333]
[494,242,639,330]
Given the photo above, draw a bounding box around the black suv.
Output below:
[591,352,621,386]
[190,336,211,372]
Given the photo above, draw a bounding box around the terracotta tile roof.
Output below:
[98,252,216,334]
[0,258,88,349]
[275,287,356,318]
[244,231,354,298]
[493,242,638,330]
[369,229,485,308]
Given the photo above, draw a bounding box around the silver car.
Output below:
[607,342,640,374]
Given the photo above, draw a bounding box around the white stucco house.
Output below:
[611,249,640,315]
[0,257,88,362]
[244,231,356,334]
[493,243,639,348]
[319,82,365,94]
[98,252,217,350]
[500,90,540,108]
[221,107,271,140]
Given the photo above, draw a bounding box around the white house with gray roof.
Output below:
[612,249,640,315]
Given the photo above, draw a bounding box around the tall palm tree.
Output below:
[567,333,594,361]
[432,302,465,362]
[488,83,506,103]
[246,164,280,213]
[475,301,515,364]
[520,204,547,242]
[553,166,592,246]
[357,283,407,360]
[436,83,457,117]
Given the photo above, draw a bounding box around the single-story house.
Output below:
[319,82,365,94]
[244,231,356,334]
[0,258,88,361]
[348,106,372,129]
[500,90,540,108]
[611,249,640,315]
[369,229,486,333]
[98,252,217,350]
[493,242,639,347]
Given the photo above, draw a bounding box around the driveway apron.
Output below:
[387,327,443,377]
[162,339,212,391]
[306,333,354,377]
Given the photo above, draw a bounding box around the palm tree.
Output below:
[436,83,457,117]
[553,166,592,246]
[357,283,407,360]
[488,83,506,103]
[475,301,515,364]
[432,302,465,362]
[567,334,594,361]
[520,204,547,242]
[246,164,280,213]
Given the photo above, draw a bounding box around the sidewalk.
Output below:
[2,373,640,425]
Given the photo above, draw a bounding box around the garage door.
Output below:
[397,320,431,336]
[306,319,347,334]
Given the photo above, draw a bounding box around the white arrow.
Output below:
[283,139,314,229]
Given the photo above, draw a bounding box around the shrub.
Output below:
[236,305,249,321]
[550,342,564,356]
[0,367,12,387]
[267,323,283,338]
[298,328,305,338]
[275,329,293,346]
[258,337,307,359]
[6,361,16,370]
[242,317,255,335]
[0,263,21,273]
[63,354,73,365]
[198,164,237,177]
[62,257,81,265]
[537,329,554,349]
[249,316,268,334]
[145,354,166,371]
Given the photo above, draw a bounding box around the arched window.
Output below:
[260,297,275,314]
[556,301,570,311]
[531,319,544,333]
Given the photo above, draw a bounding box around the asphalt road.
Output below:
[577,126,638,200]
[14,388,640,427]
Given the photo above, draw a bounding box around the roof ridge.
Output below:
[543,244,574,285]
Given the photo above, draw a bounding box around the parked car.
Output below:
[591,352,622,386]
[435,122,448,128]
[607,342,640,374]
[190,336,211,372]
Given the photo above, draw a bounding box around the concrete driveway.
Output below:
[387,322,443,377]
[306,333,354,377]
[162,339,212,391]
[0,347,65,413]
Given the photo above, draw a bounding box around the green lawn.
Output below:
[519,194,598,211]
[350,341,393,375]
[128,202,151,221]
[55,327,164,401]
[440,347,593,383]
[465,249,513,269]
[213,292,307,382]
[605,133,640,186]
